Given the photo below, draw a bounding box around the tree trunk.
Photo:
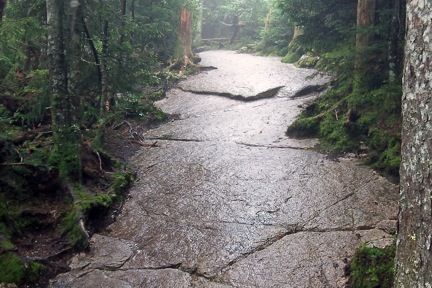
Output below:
[354,0,376,92]
[230,15,240,44]
[388,0,405,83]
[100,20,109,113]
[119,0,126,44]
[46,0,69,127]
[395,0,432,286]
[178,7,194,67]
[47,0,81,179]
[68,0,82,111]
[131,0,135,19]
[82,16,102,91]
[356,0,376,49]
[0,0,6,22]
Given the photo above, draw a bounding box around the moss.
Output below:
[367,130,401,177]
[0,253,25,284]
[111,172,134,194]
[282,50,302,63]
[349,245,395,288]
[286,116,320,138]
[27,261,44,283]
[296,52,320,68]
[287,78,401,178]
[0,253,44,284]
[319,114,359,152]
[61,186,115,249]
[0,239,15,251]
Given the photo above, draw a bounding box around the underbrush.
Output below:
[287,79,401,178]
[0,83,167,285]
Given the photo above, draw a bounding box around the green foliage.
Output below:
[287,79,401,177]
[258,4,293,56]
[349,245,396,288]
[367,130,401,176]
[0,253,25,284]
[0,253,44,284]
[13,70,50,126]
[276,0,357,53]
[115,93,166,121]
[319,115,358,152]
[111,172,134,194]
[286,116,319,138]
[49,128,81,180]
[282,50,301,63]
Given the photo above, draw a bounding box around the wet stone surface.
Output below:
[50,51,398,288]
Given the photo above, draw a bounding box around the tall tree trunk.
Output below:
[46,0,69,127]
[230,15,240,44]
[178,7,194,67]
[354,0,376,91]
[82,16,102,91]
[395,0,432,286]
[100,20,109,113]
[131,0,135,19]
[0,0,6,22]
[119,0,126,44]
[68,0,82,111]
[388,0,405,83]
[47,0,81,179]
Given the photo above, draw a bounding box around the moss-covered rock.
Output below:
[296,52,320,68]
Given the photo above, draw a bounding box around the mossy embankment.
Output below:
[287,78,401,179]
[0,89,169,286]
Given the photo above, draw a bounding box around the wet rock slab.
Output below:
[51,51,398,288]
[179,50,328,99]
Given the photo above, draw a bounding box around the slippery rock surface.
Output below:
[51,51,398,288]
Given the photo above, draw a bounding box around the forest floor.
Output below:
[50,51,399,287]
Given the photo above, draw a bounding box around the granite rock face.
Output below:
[51,51,398,288]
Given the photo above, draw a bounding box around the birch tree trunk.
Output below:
[395,0,432,286]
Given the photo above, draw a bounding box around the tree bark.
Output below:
[100,20,109,112]
[68,0,82,111]
[356,0,376,49]
[179,7,194,66]
[46,0,70,127]
[388,0,405,83]
[395,0,432,286]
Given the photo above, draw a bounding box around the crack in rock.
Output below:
[211,225,301,277]
[144,136,204,143]
[178,86,285,102]
[235,142,313,151]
